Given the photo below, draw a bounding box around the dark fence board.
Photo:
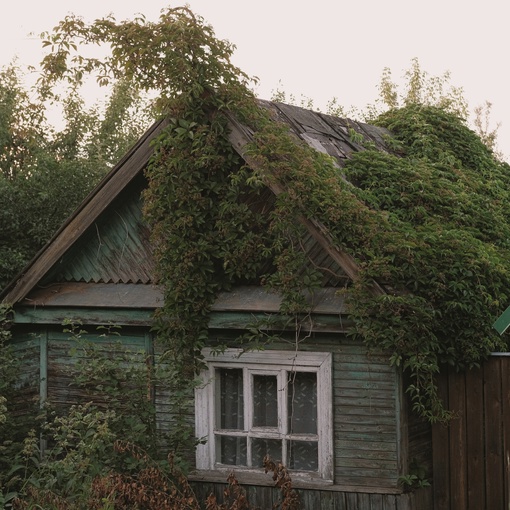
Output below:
[465,367,485,508]
[449,369,467,509]
[502,357,510,510]
[484,358,504,510]
[432,368,450,510]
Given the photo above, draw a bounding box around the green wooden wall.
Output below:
[207,333,405,491]
[8,322,432,506]
[9,329,41,418]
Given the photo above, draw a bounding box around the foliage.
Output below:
[36,6,264,458]
[2,323,195,509]
[473,100,501,155]
[62,321,163,467]
[33,4,510,428]
[0,305,15,466]
[341,105,510,419]
[398,458,431,491]
[10,404,117,509]
[205,456,301,510]
[0,304,38,504]
[89,442,200,510]
[4,5,508,508]
[263,455,301,509]
[374,57,468,118]
[0,63,151,291]
[2,323,299,509]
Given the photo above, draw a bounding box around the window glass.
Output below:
[288,440,318,471]
[287,371,317,434]
[219,368,244,430]
[253,374,278,427]
[252,438,282,467]
[219,436,247,466]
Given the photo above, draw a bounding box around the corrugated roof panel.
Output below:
[44,179,155,285]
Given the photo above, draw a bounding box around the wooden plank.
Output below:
[335,440,397,453]
[448,368,467,510]
[335,390,396,403]
[334,491,347,509]
[335,430,397,443]
[209,312,349,333]
[502,356,510,510]
[298,488,318,509]
[395,368,407,482]
[344,492,358,509]
[335,360,396,374]
[319,489,335,509]
[432,369,451,510]
[335,392,396,413]
[333,471,398,490]
[14,306,155,326]
[211,286,348,314]
[465,365,485,509]
[334,367,396,379]
[356,492,372,509]
[484,357,504,510]
[40,331,48,404]
[381,493,397,510]
[21,282,164,308]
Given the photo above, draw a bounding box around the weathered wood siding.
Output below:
[208,333,403,490]
[153,343,194,439]
[192,481,432,510]
[406,401,432,482]
[9,322,430,505]
[333,339,400,488]
[41,326,150,411]
[8,329,41,418]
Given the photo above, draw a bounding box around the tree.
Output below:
[0,63,153,290]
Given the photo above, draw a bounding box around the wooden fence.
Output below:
[432,355,510,509]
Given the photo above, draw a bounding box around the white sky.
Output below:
[1,0,509,159]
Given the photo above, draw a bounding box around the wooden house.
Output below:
[1,101,433,509]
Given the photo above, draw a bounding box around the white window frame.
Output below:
[195,348,333,482]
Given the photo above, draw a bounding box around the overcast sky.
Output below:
[1,0,509,159]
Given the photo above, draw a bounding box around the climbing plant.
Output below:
[341,105,510,419]
[38,5,510,440]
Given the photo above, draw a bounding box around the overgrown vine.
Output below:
[38,5,510,456]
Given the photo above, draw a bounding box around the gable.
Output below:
[41,176,155,286]
[1,119,167,305]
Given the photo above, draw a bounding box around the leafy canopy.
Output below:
[0,62,151,290]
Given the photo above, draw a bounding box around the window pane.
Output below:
[219,436,247,466]
[252,438,282,467]
[219,368,244,430]
[288,440,318,471]
[288,372,317,434]
[253,375,278,427]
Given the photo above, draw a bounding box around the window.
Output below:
[195,349,333,482]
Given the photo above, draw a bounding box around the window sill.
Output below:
[189,470,404,495]
[189,469,333,489]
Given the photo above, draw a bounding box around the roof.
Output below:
[1,100,390,308]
